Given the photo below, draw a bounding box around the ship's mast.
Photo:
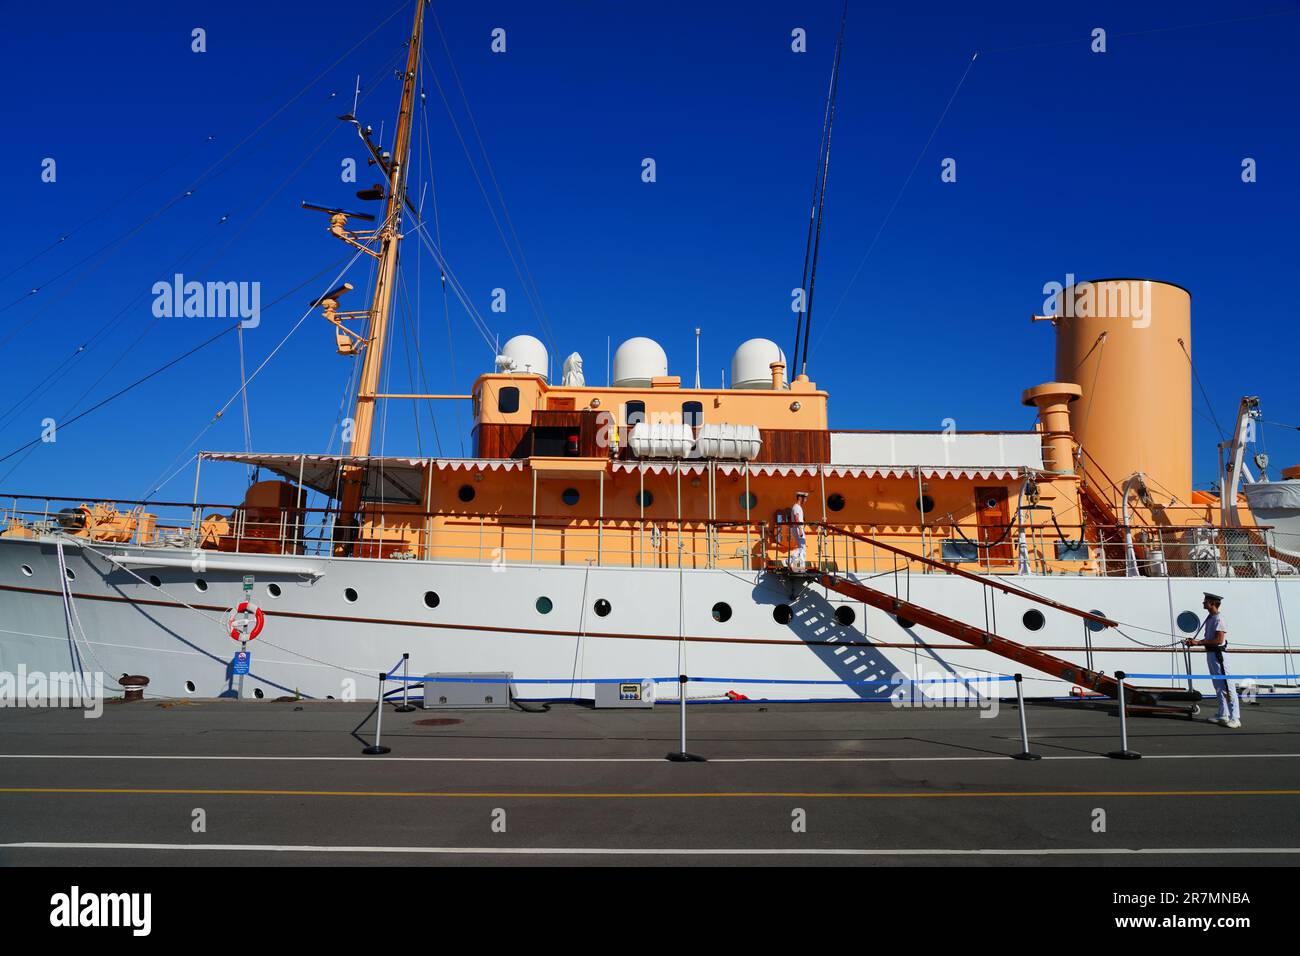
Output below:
[337,0,425,542]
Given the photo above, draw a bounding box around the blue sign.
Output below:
[232,651,251,676]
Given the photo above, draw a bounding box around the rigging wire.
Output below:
[418,44,552,359]
[0,45,407,440]
[1178,337,1226,440]
[427,7,559,360]
[418,64,467,456]
[0,323,241,468]
[791,21,840,375]
[0,8,410,337]
[407,217,502,355]
[10,38,406,491]
[794,0,848,378]
[0,133,217,286]
[0,220,224,432]
[810,51,980,363]
[137,252,363,500]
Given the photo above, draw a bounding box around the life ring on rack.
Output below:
[228,601,265,642]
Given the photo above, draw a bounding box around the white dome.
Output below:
[612,337,668,388]
[499,334,549,382]
[730,338,787,389]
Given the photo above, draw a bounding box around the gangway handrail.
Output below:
[809,570,1197,712]
[813,522,1118,629]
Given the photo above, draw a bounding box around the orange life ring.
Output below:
[228,600,265,642]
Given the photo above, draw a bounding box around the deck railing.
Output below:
[1,493,1292,580]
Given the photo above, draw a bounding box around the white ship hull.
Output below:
[2,536,1297,704]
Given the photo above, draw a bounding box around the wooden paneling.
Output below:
[757,428,830,463]
[530,410,601,457]
[474,423,531,459]
[475,412,603,458]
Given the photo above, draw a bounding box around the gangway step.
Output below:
[808,571,1195,713]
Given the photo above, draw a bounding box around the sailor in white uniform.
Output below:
[1185,592,1240,728]
[790,491,809,572]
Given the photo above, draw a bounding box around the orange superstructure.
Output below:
[7,281,1273,583]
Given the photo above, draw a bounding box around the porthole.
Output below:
[1022,609,1046,632]
[194,578,207,592]
[773,604,793,625]
[834,606,856,627]
[184,680,196,694]
[636,490,654,508]
[536,596,553,614]
[712,602,732,623]
[458,484,476,503]
[827,493,846,512]
[740,492,758,511]
[267,583,282,598]
[344,587,358,603]
[148,574,162,588]
[253,688,264,699]
[562,487,580,506]
[64,567,76,581]
[424,591,440,609]
[896,615,915,629]
[1176,610,1201,634]
[915,495,935,514]
[20,564,33,577]
[593,598,612,617]
[1085,609,1106,633]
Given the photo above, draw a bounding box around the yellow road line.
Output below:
[2,787,1299,799]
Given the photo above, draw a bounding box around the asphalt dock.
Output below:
[2,696,1299,866]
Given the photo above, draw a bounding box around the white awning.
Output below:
[611,461,708,476]
[711,463,1027,480]
[201,452,522,504]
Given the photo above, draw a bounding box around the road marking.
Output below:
[2,752,1300,764]
[2,787,1299,799]
[3,842,1300,857]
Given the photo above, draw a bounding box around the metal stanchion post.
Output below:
[362,672,392,755]
[666,674,705,762]
[394,653,415,713]
[1107,670,1141,760]
[1011,673,1040,760]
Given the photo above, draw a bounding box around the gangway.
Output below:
[785,525,1200,714]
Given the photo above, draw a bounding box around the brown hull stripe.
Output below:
[0,583,1277,653]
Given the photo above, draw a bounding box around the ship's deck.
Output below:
[2,696,1299,866]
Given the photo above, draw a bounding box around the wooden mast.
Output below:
[336,0,425,549]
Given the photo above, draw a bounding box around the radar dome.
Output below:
[730,338,787,389]
[499,334,549,382]
[612,337,668,388]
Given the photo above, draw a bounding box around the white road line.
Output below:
[3,842,1299,856]
[2,753,1300,763]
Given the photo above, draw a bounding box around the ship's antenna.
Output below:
[694,327,701,390]
[791,0,847,378]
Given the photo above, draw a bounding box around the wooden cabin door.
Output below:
[974,486,1013,567]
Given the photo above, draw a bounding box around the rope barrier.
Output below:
[375,673,1018,687]
[1123,673,1300,681]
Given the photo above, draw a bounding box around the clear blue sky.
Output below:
[2,0,1297,507]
